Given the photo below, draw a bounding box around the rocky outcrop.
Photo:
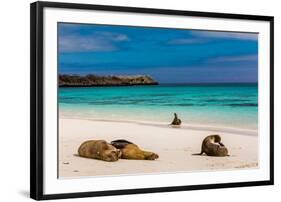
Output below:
[59,74,158,87]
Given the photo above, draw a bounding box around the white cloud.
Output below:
[94,31,129,42]
[59,35,116,52]
[59,32,129,52]
[166,31,257,46]
[167,38,205,45]
[208,54,258,63]
[192,31,258,40]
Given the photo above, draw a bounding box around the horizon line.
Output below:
[157,82,258,85]
[58,73,257,85]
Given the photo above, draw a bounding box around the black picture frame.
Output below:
[30,1,274,200]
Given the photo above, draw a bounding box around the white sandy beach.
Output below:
[59,118,258,178]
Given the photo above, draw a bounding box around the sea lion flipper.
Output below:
[219,142,225,147]
[192,151,204,155]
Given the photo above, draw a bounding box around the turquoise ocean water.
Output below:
[59,84,258,130]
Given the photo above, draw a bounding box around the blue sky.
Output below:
[58,23,258,84]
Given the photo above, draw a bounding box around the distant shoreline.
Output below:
[59,74,257,88]
[59,74,158,87]
[59,83,158,88]
[58,82,257,88]
[155,82,258,86]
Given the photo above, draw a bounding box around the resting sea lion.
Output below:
[171,113,181,126]
[78,140,121,162]
[194,135,229,157]
[111,139,159,160]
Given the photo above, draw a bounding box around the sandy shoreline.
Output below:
[59,118,258,178]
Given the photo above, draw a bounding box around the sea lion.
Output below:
[78,140,121,162]
[194,135,229,157]
[171,113,181,126]
[111,139,159,160]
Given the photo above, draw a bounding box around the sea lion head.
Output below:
[78,140,122,162]
[213,135,222,143]
[102,144,122,162]
[211,135,228,156]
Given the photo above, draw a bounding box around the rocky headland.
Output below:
[59,74,158,87]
